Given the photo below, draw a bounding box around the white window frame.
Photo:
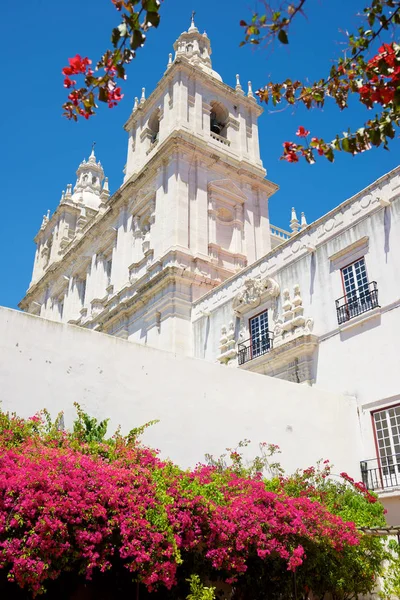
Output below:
[373,405,400,475]
[249,310,271,359]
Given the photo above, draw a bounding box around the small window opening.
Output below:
[148,109,160,144]
[210,101,228,138]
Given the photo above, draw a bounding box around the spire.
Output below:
[73,147,106,210]
[89,141,96,162]
[133,96,139,110]
[167,53,173,68]
[172,13,218,78]
[247,81,255,100]
[235,74,244,95]
[140,87,146,104]
[65,184,72,199]
[100,176,110,204]
[300,211,307,230]
[188,10,198,32]
[290,207,300,235]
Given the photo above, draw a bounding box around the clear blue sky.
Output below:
[0,0,398,310]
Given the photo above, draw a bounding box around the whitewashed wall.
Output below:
[192,167,400,470]
[0,306,363,478]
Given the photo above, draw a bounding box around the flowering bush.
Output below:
[0,408,386,599]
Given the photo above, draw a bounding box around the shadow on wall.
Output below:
[384,205,391,260]
[309,252,316,304]
[339,313,381,343]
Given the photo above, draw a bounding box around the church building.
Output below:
[17,18,400,523]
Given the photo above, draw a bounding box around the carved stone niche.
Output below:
[233,277,280,315]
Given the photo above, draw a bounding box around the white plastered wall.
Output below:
[0,306,363,478]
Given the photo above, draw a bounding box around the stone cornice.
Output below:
[125,129,277,194]
[124,58,263,131]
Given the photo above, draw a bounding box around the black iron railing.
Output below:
[361,455,400,491]
[238,333,273,366]
[336,281,379,325]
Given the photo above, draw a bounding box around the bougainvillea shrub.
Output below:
[0,408,386,599]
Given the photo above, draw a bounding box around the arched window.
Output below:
[148,109,160,144]
[210,101,228,139]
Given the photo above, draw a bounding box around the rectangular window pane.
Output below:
[250,311,270,358]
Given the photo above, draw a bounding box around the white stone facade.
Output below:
[21,20,278,356]
[17,19,400,522]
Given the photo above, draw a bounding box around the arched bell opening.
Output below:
[148,109,160,144]
[210,101,228,138]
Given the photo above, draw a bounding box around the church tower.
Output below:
[20,17,279,356]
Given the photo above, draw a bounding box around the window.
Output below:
[373,406,400,476]
[342,257,369,299]
[250,311,271,358]
[336,257,379,324]
[210,101,228,139]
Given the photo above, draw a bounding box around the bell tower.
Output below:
[21,17,279,358]
[117,16,279,353]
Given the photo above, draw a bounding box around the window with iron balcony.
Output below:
[335,257,379,325]
[361,405,400,491]
[238,310,273,366]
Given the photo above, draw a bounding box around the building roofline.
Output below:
[193,164,400,308]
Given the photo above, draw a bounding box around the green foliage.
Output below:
[0,407,389,600]
[186,575,215,600]
[206,446,388,600]
[380,539,400,599]
[72,402,109,443]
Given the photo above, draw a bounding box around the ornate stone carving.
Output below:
[217,320,237,365]
[233,277,280,315]
[273,283,314,346]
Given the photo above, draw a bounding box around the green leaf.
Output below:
[278,29,289,44]
[130,29,145,50]
[98,87,108,103]
[325,147,334,161]
[146,11,160,27]
[111,27,120,47]
[342,137,351,153]
[142,0,160,11]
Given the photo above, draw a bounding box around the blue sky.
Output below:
[0,0,398,310]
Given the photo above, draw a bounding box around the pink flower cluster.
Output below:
[0,434,360,596]
[340,472,377,504]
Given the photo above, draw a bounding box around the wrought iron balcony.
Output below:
[361,455,400,491]
[238,333,273,366]
[335,281,379,325]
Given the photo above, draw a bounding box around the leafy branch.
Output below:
[252,0,400,162]
[62,0,162,120]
